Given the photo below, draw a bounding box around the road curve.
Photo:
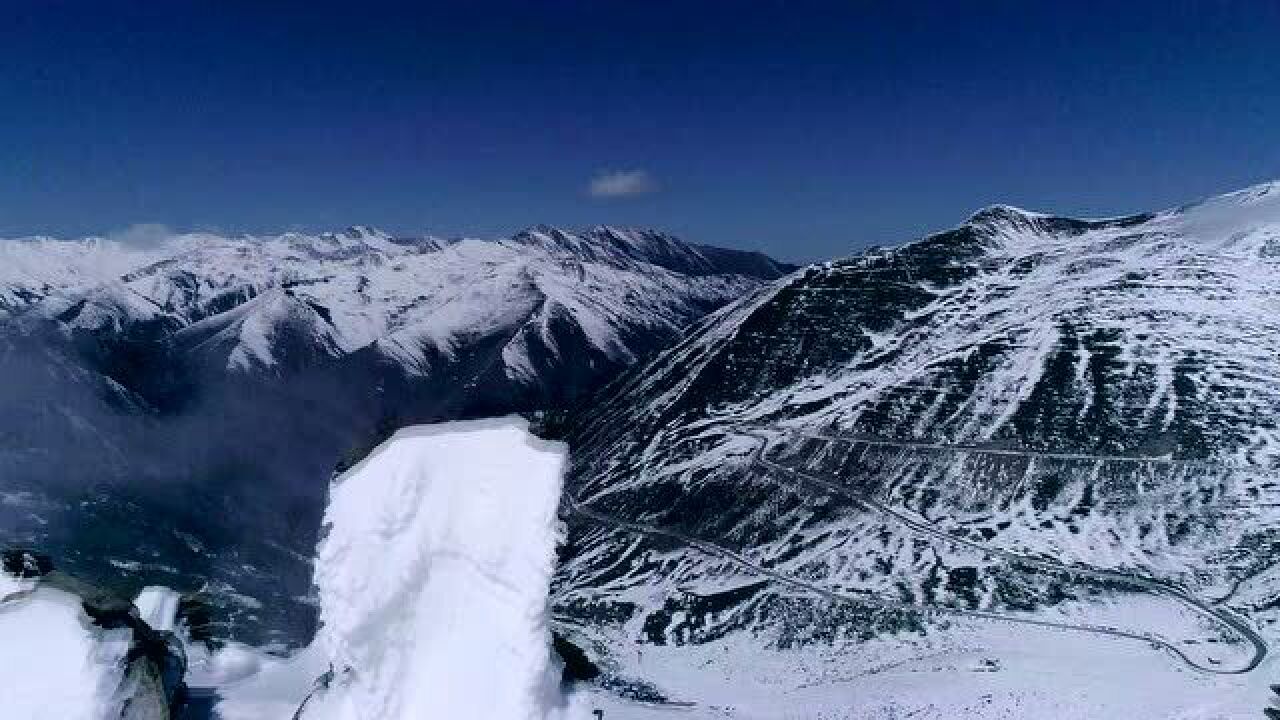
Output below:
[560,426,1267,675]
[740,427,1267,674]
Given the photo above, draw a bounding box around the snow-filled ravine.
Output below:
[211,417,590,720]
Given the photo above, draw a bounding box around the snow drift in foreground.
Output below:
[218,417,579,720]
[0,573,132,720]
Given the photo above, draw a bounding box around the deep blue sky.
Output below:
[2,2,1278,260]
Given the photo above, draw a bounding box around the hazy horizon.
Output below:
[3,2,1278,260]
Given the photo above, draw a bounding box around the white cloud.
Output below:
[106,223,174,249]
[587,169,659,198]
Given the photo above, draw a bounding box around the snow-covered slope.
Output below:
[0,223,787,649]
[0,573,134,720]
[215,418,581,720]
[553,181,1280,717]
[0,555,187,720]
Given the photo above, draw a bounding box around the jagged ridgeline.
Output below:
[0,224,792,647]
[555,182,1280,690]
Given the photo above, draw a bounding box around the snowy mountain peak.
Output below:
[962,203,1154,242]
[340,224,387,240]
[963,180,1280,246]
[509,224,794,279]
[966,203,1046,224]
[1179,178,1279,211]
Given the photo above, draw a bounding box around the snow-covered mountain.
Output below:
[0,223,791,647]
[553,182,1280,717]
[11,183,1280,717]
[3,225,789,380]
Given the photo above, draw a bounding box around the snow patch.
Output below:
[134,585,182,634]
[0,578,133,719]
[218,417,584,720]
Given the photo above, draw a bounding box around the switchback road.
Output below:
[561,426,1267,675]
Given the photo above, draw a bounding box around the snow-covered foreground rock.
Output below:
[0,554,187,720]
[216,418,585,720]
[0,573,132,719]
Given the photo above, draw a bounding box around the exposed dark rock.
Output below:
[1,548,54,578]
[552,631,601,683]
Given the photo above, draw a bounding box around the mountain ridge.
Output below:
[551,180,1280,714]
[0,222,791,647]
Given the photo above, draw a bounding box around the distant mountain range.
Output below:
[0,224,792,645]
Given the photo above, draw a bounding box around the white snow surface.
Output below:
[572,618,1275,719]
[0,574,133,720]
[134,585,183,634]
[217,417,584,720]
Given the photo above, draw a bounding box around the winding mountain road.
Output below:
[750,427,1267,673]
[562,426,1267,675]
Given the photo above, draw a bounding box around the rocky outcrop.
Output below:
[0,549,188,719]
